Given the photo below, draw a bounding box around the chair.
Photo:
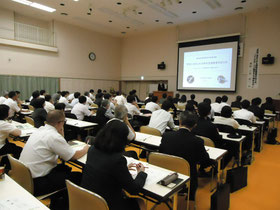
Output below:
[235,118,252,126]
[140,109,152,114]
[265,109,273,114]
[65,112,77,119]
[8,155,60,200]
[140,126,161,136]
[215,123,236,134]
[149,152,191,209]
[231,107,240,111]
[66,180,109,210]
[25,116,35,126]
[197,135,215,147]
[28,105,34,111]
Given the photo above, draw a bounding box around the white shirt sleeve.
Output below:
[167,114,175,129]
[49,135,75,161]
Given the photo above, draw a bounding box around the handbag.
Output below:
[226,166,248,193]
[211,183,230,210]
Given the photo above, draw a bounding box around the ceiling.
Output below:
[1,0,280,37]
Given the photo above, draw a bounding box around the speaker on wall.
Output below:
[158,62,166,70]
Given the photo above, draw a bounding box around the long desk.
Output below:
[0,174,49,210]
[65,118,98,135]
[69,141,190,210]
[10,121,37,138]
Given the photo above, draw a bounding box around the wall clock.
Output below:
[89,52,96,61]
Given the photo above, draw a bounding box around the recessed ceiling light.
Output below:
[109,20,112,23]
[60,3,65,6]
[117,2,122,5]
[192,11,197,14]
[241,0,246,2]
[61,12,68,15]
[121,31,126,34]
[12,0,56,12]
[138,11,142,14]
[235,6,243,10]
[155,19,159,22]
[73,0,79,2]
[167,21,173,24]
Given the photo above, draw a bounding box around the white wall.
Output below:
[121,5,280,103]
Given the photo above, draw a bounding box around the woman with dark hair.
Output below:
[0,104,22,169]
[81,120,147,210]
[32,98,47,128]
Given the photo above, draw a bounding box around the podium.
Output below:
[153,91,173,100]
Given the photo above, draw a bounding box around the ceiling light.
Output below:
[30,2,56,12]
[12,0,56,12]
[73,0,79,2]
[12,0,32,5]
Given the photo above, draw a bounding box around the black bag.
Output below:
[226,166,248,193]
[211,183,230,210]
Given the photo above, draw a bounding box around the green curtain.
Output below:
[0,75,59,101]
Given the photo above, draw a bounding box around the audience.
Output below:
[261,97,275,113]
[70,92,81,107]
[96,99,111,127]
[173,93,180,104]
[44,94,55,113]
[39,90,46,98]
[55,103,66,111]
[211,96,222,113]
[187,94,198,107]
[214,106,240,129]
[148,100,175,134]
[32,98,47,128]
[71,96,94,121]
[231,95,242,108]
[159,93,167,104]
[233,100,256,123]
[144,93,153,104]
[203,98,214,120]
[58,91,71,108]
[81,120,147,210]
[115,91,127,106]
[0,91,8,104]
[248,97,264,120]
[145,96,160,112]
[178,95,187,107]
[3,91,21,118]
[30,90,40,107]
[217,95,230,113]
[126,95,140,117]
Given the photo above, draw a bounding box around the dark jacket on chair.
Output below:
[159,128,211,200]
[81,147,147,210]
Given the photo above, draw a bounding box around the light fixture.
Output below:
[141,76,144,80]
[12,0,56,12]
[73,0,79,2]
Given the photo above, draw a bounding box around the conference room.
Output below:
[0,0,280,209]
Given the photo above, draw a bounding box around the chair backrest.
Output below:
[140,109,152,114]
[66,180,109,210]
[197,135,215,147]
[8,155,34,194]
[214,112,221,116]
[140,126,161,136]
[65,112,77,119]
[28,105,34,111]
[231,107,240,111]
[25,116,35,127]
[215,123,236,134]
[265,109,273,114]
[149,152,190,176]
[235,118,252,126]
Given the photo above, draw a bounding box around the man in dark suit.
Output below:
[249,97,264,120]
[231,95,242,108]
[159,111,211,201]
[158,81,167,91]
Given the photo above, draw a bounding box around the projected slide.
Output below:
[177,35,239,92]
[182,48,232,88]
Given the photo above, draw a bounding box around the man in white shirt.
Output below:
[104,93,115,119]
[211,96,222,113]
[0,91,8,104]
[217,95,230,113]
[39,90,46,98]
[125,95,140,117]
[19,110,89,197]
[114,91,127,106]
[84,91,94,107]
[0,104,22,170]
[89,89,95,101]
[70,92,80,107]
[3,91,21,118]
[145,96,160,112]
[214,106,240,129]
[67,93,75,101]
[233,100,256,123]
[44,94,55,113]
[148,100,175,134]
[71,96,94,120]
[58,91,71,108]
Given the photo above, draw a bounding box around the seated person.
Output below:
[81,120,147,210]
[71,96,94,121]
[0,91,8,104]
[159,111,211,200]
[44,94,55,113]
[148,100,175,134]
[94,92,104,107]
[39,90,46,98]
[261,97,275,113]
[32,98,48,128]
[248,97,264,120]
[187,94,198,108]
[217,95,230,113]
[0,104,22,169]
[114,91,127,106]
[214,106,240,129]
[159,93,167,104]
[233,100,256,123]
[29,90,40,104]
[145,96,160,112]
[84,91,94,107]
[177,95,187,107]
[58,91,71,108]
[96,99,111,127]
[231,95,242,108]
[167,96,177,117]
[125,95,140,117]
[3,91,21,119]
[203,98,214,120]
[104,93,115,119]
[69,92,81,107]
[185,103,197,115]
[192,102,223,148]
[129,89,141,103]
[20,110,89,198]
[89,89,95,101]
[144,93,153,104]
[173,93,180,104]
[55,103,66,112]
[211,96,222,114]
[52,91,61,105]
